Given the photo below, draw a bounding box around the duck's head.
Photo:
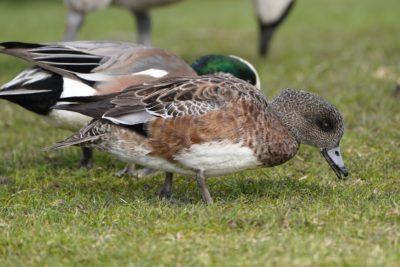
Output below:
[191,54,260,89]
[271,89,348,179]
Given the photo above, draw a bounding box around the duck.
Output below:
[253,0,295,56]
[0,41,260,170]
[64,0,182,45]
[47,74,349,204]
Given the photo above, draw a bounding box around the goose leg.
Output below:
[80,147,93,169]
[132,9,151,46]
[64,9,85,41]
[258,22,275,57]
[195,170,213,204]
[159,172,173,199]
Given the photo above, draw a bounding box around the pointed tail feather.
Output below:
[43,134,102,151]
[0,41,43,50]
[44,119,108,151]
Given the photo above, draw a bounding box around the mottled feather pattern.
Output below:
[101,74,267,122]
[97,74,297,166]
[46,119,112,150]
[47,72,350,185]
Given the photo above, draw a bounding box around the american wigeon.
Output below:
[0,41,260,170]
[64,0,182,44]
[253,0,295,56]
[48,74,348,204]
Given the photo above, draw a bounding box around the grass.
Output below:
[0,0,399,266]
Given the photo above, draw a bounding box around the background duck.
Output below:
[0,41,259,171]
[253,0,295,56]
[64,0,182,44]
[65,0,294,56]
[48,75,348,204]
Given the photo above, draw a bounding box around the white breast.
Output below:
[105,143,193,175]
[97,139,261,177]
[174,141,262,177]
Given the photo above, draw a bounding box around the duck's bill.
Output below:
[321,147,348,179]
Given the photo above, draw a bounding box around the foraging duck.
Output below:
[253,0,295,56]
[48,75,348,204]
[0,41,259,169]
[64,0,182,44]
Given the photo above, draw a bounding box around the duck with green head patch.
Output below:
[0,41,260,175]
[191,54,260,89]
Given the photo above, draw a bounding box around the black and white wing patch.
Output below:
[0,42,103,76]
[0,67,64,114]
[0,67,54,95]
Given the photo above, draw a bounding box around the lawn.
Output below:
[0,0,399,266]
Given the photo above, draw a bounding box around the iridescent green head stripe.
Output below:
[191,55,260,89]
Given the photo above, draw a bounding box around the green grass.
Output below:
[0,0,399,266]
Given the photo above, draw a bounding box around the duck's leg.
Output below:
[195,170,213,204]
[158,172,183,204]
[115,163,157,178]
[132,9,151,46]
[159,172,173,199]
[64,9,85,41]
[133,167,157,178]
[115,162,136,177]
[80,147,93,169]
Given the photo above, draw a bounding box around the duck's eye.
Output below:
[317,119,333,132]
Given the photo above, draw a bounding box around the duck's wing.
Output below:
[0,42,102,79]
[0,67,64,114]
[54,74,262,126]
[0,67,57,95]
[0,41,195,83]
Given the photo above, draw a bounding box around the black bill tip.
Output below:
[321,147,349,179]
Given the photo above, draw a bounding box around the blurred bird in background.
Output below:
[64,0,182,45]
[64,0,295,56]
[253,0,295,56]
